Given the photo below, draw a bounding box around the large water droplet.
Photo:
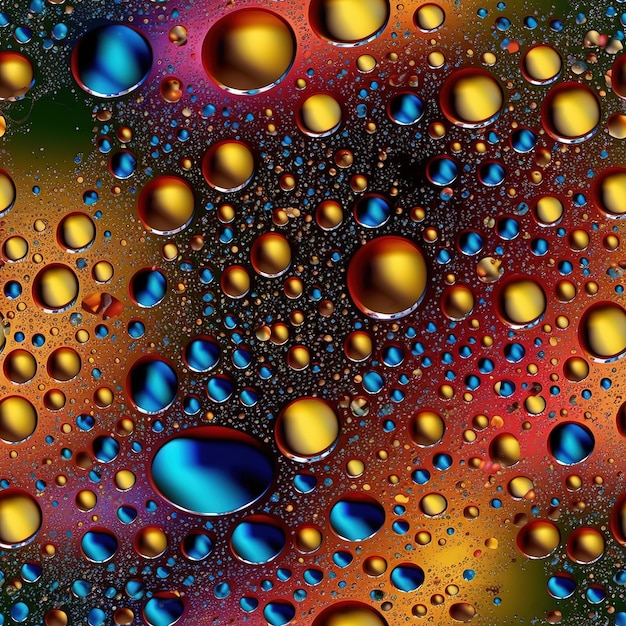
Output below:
[0,51,34,100]
[541,82,600,143]
[127,357,178,414]
[143,592,185,626]
[548,421,594,465]
[80,528,118,563]
[138,176,195,235]
[329,495,385,541]
[0,489,42,548]
[579,302,626,362]
[230,516,286,564]
[516,519,561,559]
[32,264,79,313]
[150,427,274,515]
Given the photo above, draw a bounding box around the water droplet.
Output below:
[347,235,427,319]
[47,346,81,381]
[390,563,425,591]
[611,53,626,98]
[127,357,178,414]
[32,264,79,313]
[516,519,561,559]
[181,532,214,561]
[2,234,27,261]
[138,176,195,235]
[311,601,388,626]
[449,603,477,622]
[230,515,286,564]
[610,493,626,546]
[489,432,521,467]
[275,397,340,462]
[440,69,503,128]
[220,265,251,299]
[0,168,16,216]
[202,9,296,94]
[183,335,220,372]
[497,276,546,329]
[71,24,153,98]
[521,45,562,84]
[548,421,594,465]
[129,268,167,308]
[134,526,168,559]
[0,51,34,100]
[143,592,185,626]
[57,212,96,252]
[250,232,292,277]
[329,495,385,541]
[0,489,42,548]
[414,4,446,32]
[566,527,605,564]
[409,410,445,447]
[202,140,255,192]
[80,528,118,563]
[3,349,37,383]
[579,302,626,362]
[298,93,343,136]
[387,93,425,125]
[441,285,474,320]
[593,167,626,218]
[419,492,448,516]
[150,427,274,515]
[309,0,390,46]
[547,572,576,599]
[541,82,600,143]
[0,396,37,443]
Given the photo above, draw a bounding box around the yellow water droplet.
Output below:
[115,469,136,491]
[32,264,79,313]
[57,212,96,251]
[521,44,562,84]
[0,169,16,216]
[542,82,600,143]
[75,490,97,512]
[534,196,564,226]
[3,349,37,383]
[419,492,447,516]
[344,331,373,362]
[138,175,195,235]
[250,232,291,277]
[563,356,589,382]
[441,284,474,320]
[356,54,377,73]
[309,0,390,45]
[524,395,546,416]
[498,277,546,328]
[0,396,37,443]
[516,519,560,559]
[346,458,365,477]
[134,526,168,558]
[0,489,42,548]
[202,9,296,94]
[410,410,445,447]
[414,3,446,32]
[449,602,477,622]
[347,236,427,319]
[275,397,340,461]
[440,69,503,128]
[508,476,534,499]
[566,527,604,564]
[220,265,250,299]
[363,555,388,576]
[489,432,521,467]
[579,302,626,362]
[316,200,344,230]
[202,141,255,193]
[593,167,626,217]
[2,235,28,261]
[92,260,114,283]
[295,525,322,552]
[299,93,343,136]
[0,51,34,100]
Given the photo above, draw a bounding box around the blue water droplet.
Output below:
[230,517,286,564]
[183,336,220,372]
[547,572,576,599]
[390,563,425,591]
[353,194,391,228]
[388,92,425,125]
[143,593,185,626]
[329,496,385,541]
[129,268,167,308]
[548,421,594,465]
[81,529,118,563]
[127,357,178,414]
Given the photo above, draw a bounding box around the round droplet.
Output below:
[3,235,27,261]
[134,526,168,559]
[534,196,564,226]
[441,285,474,320]
[316,200,344,230]
[57,213,96,252]
[363,555,388,576]
[344,331,373,362]
[611,53,626,98]
[202,141,254,192]
[150,427,274,516]
[440,69,503,128]
[353,194,391,228]
[516,520,561,559]
[610,493,626,546]
[183,336,220,373]
[47,347,81,382]
[45,610,68,626]
[71,24,153,98]
[0,489,42,548]
[548,421,594,465]
[0,396,37,443]
[181,532,214,561]
[230,516,286,564]
[129,268,167,308]
[390,563,425,592]
[547,573,576,599]
[0,169,16,216]
[579,302,626,362]
[347,236,427,319]
[202,9,296,94]
[521,45,562,84]
[127,357,178,414]
[329,495,385,541]
[414,4,445,32]
[593,167,626,218]
[264,602,296,626]
[220,265,250,299]
[0,51,34,100]
[138,176,195,235]
[449,603,477,622]
[250,232,291,277]
[387,92,425,125]
[497,277,546,329]
[32,264,79,313]
[143,593,185,626]
[3,349,37,383]
[489,432,521,467]
[275,397,340,462]
[159,76,182,103]
[426,155,458,186]
[566,527,605,564]
[309,0,390,45]
[541,83,600,143]
[76,490,97,512]
[410,410,445,447]
[419,492,448,516]
[312,602,388,626]
[508,476,534,500]
[81,528,118,563]
[298,94,342,136]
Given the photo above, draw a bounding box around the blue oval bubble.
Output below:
[427,156,458,186]
[511,128,537,153]
[353,194,391,228]
[109,150,137,179]
[547,572,576,599]
[128,357,178,414]
[92,435,120,463]
[181,532,214,561]
[329,495,385,541]
[81,529,118,563]
[150,427,274,515]
[72,24,153,98]
[263,601,295,626]
[230,517,286,564]
[548,421,594,465]
[388,92,425,125]
[130,268,167,308]
[183,336,220,372]
[390,563,425,591]
[143,593,185,626]
[479,161,506,186]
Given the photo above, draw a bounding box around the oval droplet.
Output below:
[440,68,503,128]
[547,572,576,599]
[441,285,474,320]
[548,421,594,466]
[0,396,37,443]
[579,302,626,362]
[47,347,81,382]
[202,9,296,94]
[71,24,152,98]
[521,44,562,85]
[329,495,385,541]
[516,519,561,559]
[610,493,626,546]
[3,349,37,384]
[143,592,185,626]
[566,527,605,564]
[0,489,42,548]
[347,235,427,319]
[311,602,388,626]
[127,357,178,414]
[489,432,521,468]
[275,397,340,462]
[541,82,600,144]
[202,140,254,193]
[409,410,445,447]
[309,0,390,46]
[81,528,118,563]
[414,4,446,32]
[57,212,96,252]
[183,336,220,373]
[129,267,167,308]
[150,427,274,516]
[138,175,195,235]
[230,516,286,564]
[449,603,477,622]
[298,93,343,137]
[593,167,626,218]
[32,264,79,313]
[419,492,448,517]
[390,563,425,592]
[0,51,34,100]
